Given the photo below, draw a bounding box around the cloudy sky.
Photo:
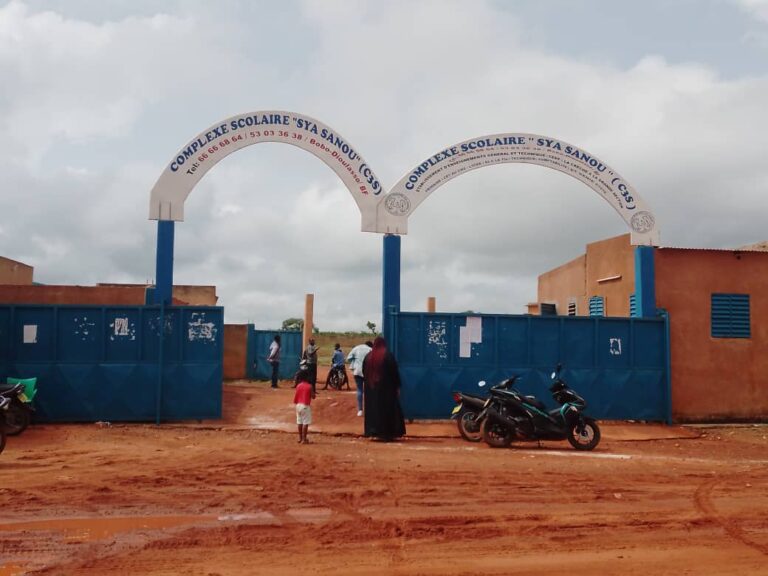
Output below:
[2,0,768,331]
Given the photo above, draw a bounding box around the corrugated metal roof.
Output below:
[658,244,768,253]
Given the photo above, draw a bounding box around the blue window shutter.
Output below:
[711,294,750,338]
[589,296,605,317]
[629,293,637,318]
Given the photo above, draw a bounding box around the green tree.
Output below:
[366,321,378,336]
[282,318,304,331]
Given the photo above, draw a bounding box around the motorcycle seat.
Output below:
[523,395,547,411]
[0,383,24,396]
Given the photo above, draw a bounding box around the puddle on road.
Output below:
[285,507,333,523]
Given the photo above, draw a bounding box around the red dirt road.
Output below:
[1,380,767,575]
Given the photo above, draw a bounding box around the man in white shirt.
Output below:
[347,340,373,416]
[267,334,281,388]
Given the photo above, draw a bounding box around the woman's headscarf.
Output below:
[365,336,388,387]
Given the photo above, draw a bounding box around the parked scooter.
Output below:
[0,396,9,454]
[480,365,601,451]
[0,379,37,436]
[451,377,520,442]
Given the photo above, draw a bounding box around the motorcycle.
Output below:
[0,396,9,454]
[450,378,519,442]
[0,378,37,436]
[323,365,350,391]
[451,390,486,442]
[479,365,601,451]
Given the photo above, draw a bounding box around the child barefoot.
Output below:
[293,368,316,444]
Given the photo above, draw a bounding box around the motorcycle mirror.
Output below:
[478,380,487,387]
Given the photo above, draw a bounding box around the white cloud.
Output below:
[736,0,768,23]
[1,0,768,330]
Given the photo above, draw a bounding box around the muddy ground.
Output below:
[1,378,767,575]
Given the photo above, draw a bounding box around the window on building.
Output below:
[711,294,750,338]
[589,296,605,317]
[567,300,577,316]
[629,293,638,318]
[540,303,557,316]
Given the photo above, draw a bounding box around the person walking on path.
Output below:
[293,368,315,444]
[267,334,281,389]
[302,338,320,392]
[362,336,406,441]
[347,340,372,416]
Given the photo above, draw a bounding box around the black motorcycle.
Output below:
[450,389,488,442]
[451,376,524,442]
[0,380,36,436]
[0,396,10,455]
[480,365,601,451]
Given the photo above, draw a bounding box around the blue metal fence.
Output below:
[391,312,669,422]
[248,328,302,380]
[0,304,223,422]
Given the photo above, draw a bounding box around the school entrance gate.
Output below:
[0,304,223,422]
[248,328,302,381]
[391,311,670,422]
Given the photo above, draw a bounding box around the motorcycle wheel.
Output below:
[3,403,30,436]
[457,410,483,442]
[481,419,515,448]
[567,420,601,451]
[326,370,341,390]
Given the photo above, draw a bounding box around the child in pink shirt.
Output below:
[293,369,316,444]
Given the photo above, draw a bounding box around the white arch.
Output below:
[149,110,384,230]
[373,133,659,245]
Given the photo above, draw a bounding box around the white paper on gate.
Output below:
[467,317,482,342]
[23,324,37,344]
[459,326,471,358]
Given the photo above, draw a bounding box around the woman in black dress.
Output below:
[362,336,406,441]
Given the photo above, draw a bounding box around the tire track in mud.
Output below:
[694,479,768,556]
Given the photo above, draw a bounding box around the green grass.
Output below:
[312,332,376,364]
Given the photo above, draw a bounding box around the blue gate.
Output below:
[391,312,670,422]
[0,304,223,422]
[248,328,302,381]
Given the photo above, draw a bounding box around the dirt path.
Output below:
[1,381,767,575]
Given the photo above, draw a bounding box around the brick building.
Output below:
[531,234,768,421]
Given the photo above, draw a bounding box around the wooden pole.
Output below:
[427,296,436,313]
[303,293,314,349]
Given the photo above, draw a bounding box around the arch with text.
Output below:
[148,111,386,304]
[372,133,659,246]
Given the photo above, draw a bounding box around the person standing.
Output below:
[347,340,372,417]
[267,334,281,389]
[293,368,315,444]
[362,336,406,441]
[302,338,320,392]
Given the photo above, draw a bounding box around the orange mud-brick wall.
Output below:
[0,284,217,306]
[537,234,635,317]
[224,324,249,379]
[0,256,33,285]
[655,248,768,421]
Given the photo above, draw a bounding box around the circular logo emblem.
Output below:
[630,211,655,233]
[384,193,411,216]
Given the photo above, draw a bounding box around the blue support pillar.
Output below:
[382,234,401,344]
[634,245,656,318]
[155,220,175,305]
